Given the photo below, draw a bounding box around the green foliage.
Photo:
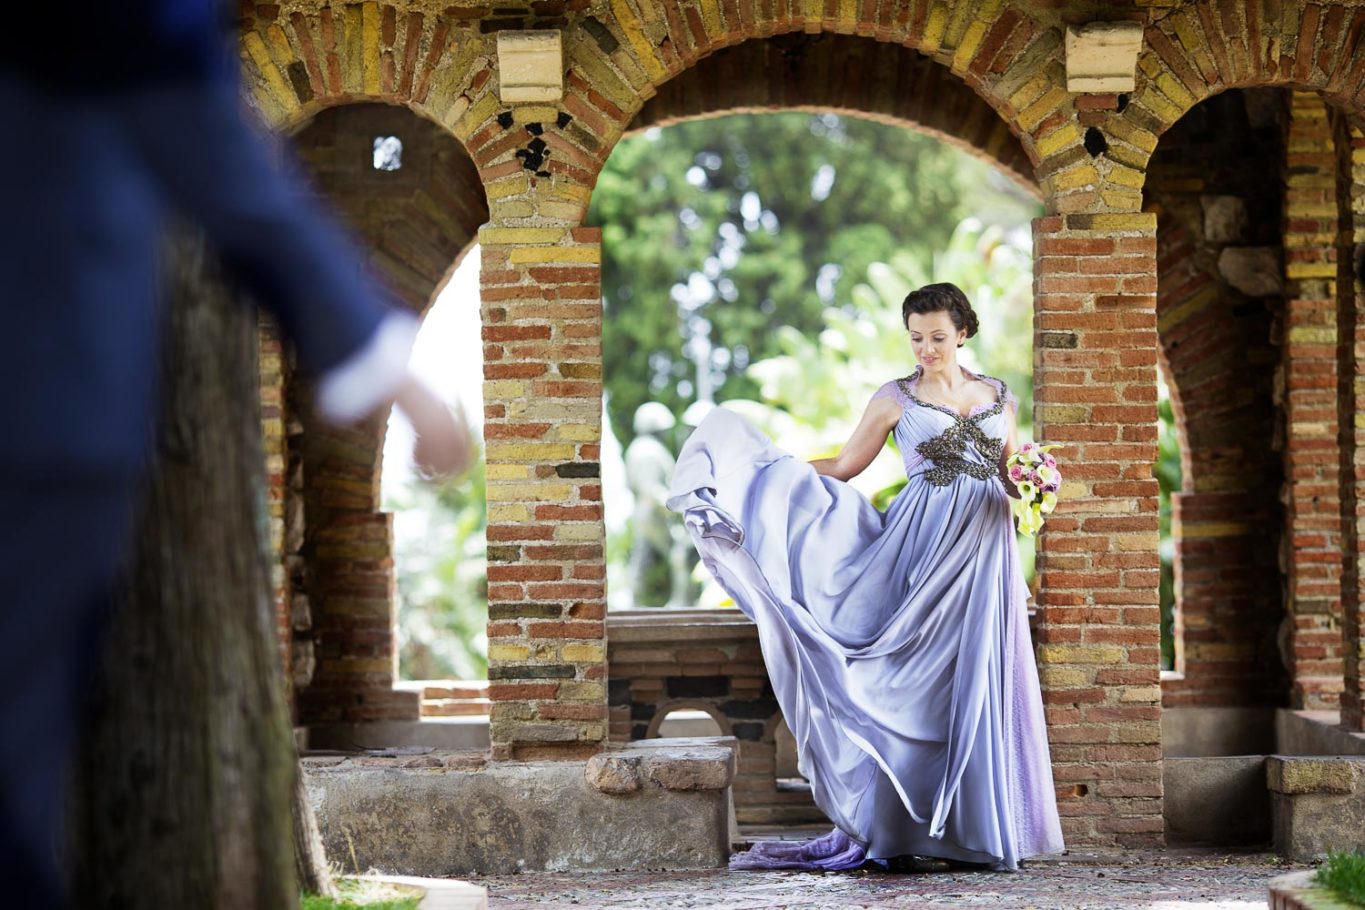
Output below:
[385,450,489,680]
[587,111,1038,455]
[1154,383,1184,671]
[302,879,422,910]
[1316,850,1365,907]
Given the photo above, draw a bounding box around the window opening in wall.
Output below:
[1155,368,1183,673]
[381,248,485,685]
[373,135,403,171]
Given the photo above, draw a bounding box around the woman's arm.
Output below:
[809,396,904,482]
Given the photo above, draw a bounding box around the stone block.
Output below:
[1267,757,1362,795]
[642,747,735,791]
[1164,756,1270,846]
[1065,22,1144,93]
[1218,247,1284,297]
[584,753,641,793]
[1201,195,1249,244]
[1266,755,1365,860]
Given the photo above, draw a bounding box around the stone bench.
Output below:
[304,738,735,876]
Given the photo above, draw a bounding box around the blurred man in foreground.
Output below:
[0,3,474,904]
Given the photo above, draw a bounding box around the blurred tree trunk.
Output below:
[294,751,336,896]
[70,228,305,908]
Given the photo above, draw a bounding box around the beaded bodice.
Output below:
[876,365,1011,487]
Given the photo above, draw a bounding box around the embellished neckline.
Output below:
[896,364,1004,422]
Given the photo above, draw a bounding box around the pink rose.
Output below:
[1044,454,1056,467]
[1009,465,1024,481]
[1020,442,1035,453]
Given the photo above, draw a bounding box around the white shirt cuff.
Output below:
[314,311,419,424]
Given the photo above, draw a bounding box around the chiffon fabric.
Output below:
[665,364,1065,872]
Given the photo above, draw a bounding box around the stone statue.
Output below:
[624,402,692,608]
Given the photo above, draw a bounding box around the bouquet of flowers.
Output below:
[1006,442,1063,537]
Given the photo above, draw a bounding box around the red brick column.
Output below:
[480,226,608,761]
[1281,92,1344,710]
[1334,114,1365,732]
[1032,212,1163,848]
[259,315,291,680]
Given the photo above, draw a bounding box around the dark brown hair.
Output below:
[900,282,980,343]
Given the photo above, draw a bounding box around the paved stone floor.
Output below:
[482,849,1313,909]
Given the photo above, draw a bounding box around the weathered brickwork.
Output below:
[606,614,825,825]
[481,225,608,760]
[1281,92,1345,711]
[628,32,1037,191]
[234,0,1365,846]
[260,314,293,684]
[1032,212,1163,847]
[1335,113,1365,731]
[1146,90,1288,709]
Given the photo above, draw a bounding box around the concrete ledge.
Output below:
[1267,755,1365,861]
[1276,710,1365,757]
[304,739,734,876]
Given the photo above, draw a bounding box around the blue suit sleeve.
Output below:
[116,79,396,376]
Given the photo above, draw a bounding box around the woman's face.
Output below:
[905,310,966,370]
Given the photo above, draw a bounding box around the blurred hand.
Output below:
[393,375,475,480]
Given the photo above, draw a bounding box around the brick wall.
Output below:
[481,225,608,760]
[1281,92,1345,711]
[1032,212,1163,847]
[606,613,825,825]
[1335,112,1365,731]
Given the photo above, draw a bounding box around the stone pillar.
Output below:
[1281,92,1344,710]
[481,226,608,760]
[1334,114,1365,732]
[1032,212,1164,848]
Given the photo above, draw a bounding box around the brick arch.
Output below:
[622,33,1038,194]
[643,700,731,738]
[1121,1,1365,168]
[280,101,489,727]
[449,1,1106,221]
[237,2,492,140]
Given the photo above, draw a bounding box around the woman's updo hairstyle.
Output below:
[900,282,980,346]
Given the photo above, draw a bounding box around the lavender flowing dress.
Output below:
[665,364,1065,872]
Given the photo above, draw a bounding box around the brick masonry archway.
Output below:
[1145,90,1288,712]
[238,0,1365,849]
[1122,0,1365,724]
[260,102,489,726]
[624,32,1038,194]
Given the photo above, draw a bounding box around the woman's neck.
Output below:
[916,361,969,393]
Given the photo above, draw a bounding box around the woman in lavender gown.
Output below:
[665,283,1065,873]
